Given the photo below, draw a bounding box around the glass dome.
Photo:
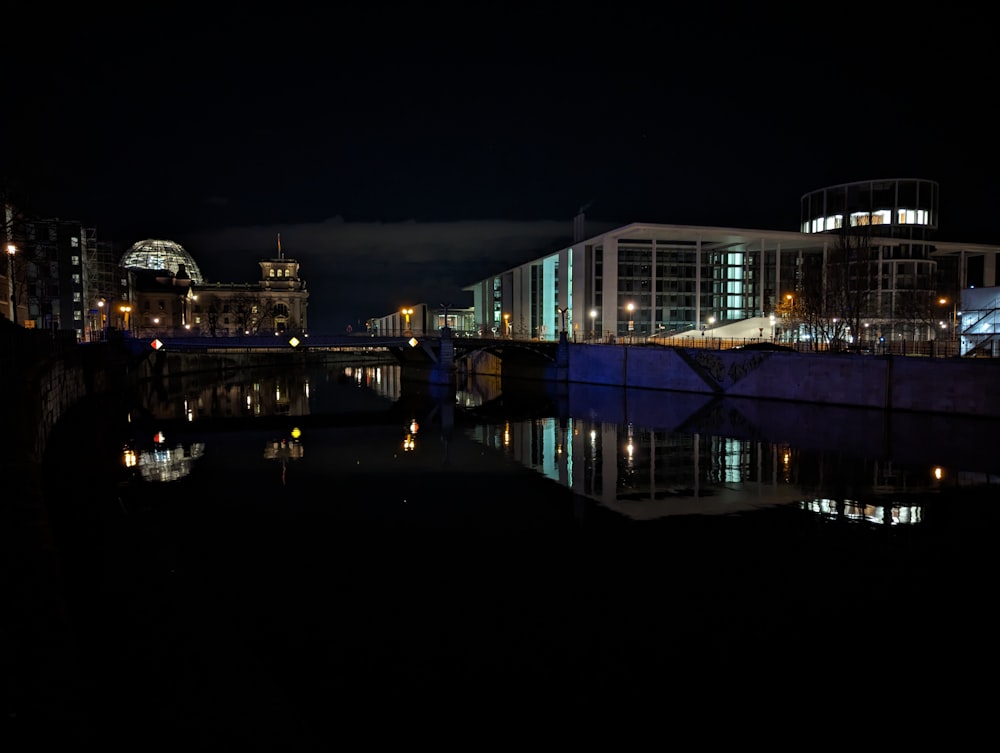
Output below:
[120,239,205,284]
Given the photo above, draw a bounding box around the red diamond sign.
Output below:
[151,339,163,350]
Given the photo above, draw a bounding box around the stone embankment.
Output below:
[562,344,1000,418]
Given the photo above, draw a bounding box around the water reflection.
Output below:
[127,360,1000,528]
[123,429,206,483]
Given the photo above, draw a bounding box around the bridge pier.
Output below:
[429,326,456,385]
[557,330,570,381]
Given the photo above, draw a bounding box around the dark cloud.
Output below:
[182,218,615,331]
[3,7,996,336]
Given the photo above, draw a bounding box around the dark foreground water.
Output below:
[23,359,1000,747]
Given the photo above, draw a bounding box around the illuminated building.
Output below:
[125,236,309,337]
[465,180,1000,352]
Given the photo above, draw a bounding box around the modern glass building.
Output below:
[466,180,1000,349]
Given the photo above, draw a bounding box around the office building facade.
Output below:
[465,179,1000,351]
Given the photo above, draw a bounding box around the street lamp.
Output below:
[503,312,510,338]
[401,307,413,335]
[590,309,597,341]
[6,243,16,325]
[120,304,132,334]
[939,297,958,340]
[626,302,635,339]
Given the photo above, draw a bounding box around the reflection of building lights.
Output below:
[123,448,137,468]
[503,421,511,447]
[800,498,923,526]
[135,441,206,482]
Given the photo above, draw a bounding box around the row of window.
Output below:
[805,208,932,233]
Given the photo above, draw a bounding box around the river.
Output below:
[28,355,1000,747]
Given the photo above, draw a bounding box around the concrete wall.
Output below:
[566,344,1000,418]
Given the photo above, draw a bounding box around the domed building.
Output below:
[124,237,308,338]
[121,239,205,284]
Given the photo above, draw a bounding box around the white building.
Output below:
[464,179,1000,352]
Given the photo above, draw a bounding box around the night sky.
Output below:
[3,5,995,333]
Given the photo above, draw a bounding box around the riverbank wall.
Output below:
[562,344,1000,418]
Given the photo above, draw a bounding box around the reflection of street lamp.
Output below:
[503,312,510,337]
[6,243,16,325]
[402,307,413,335]
[590,309,597,341]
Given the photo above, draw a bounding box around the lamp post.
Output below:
[590,309,597,341]
[503,312,510,338]
[401,307,413,335]
[626,302,635,342]
[6,243,16,325]
[939,297,958,341]
[120,304,132,334]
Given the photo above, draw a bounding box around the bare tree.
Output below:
[795,221,878,350]
[229,290,273,335]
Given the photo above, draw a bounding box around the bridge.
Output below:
[126,330,565,381]
[138,330,562,365]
